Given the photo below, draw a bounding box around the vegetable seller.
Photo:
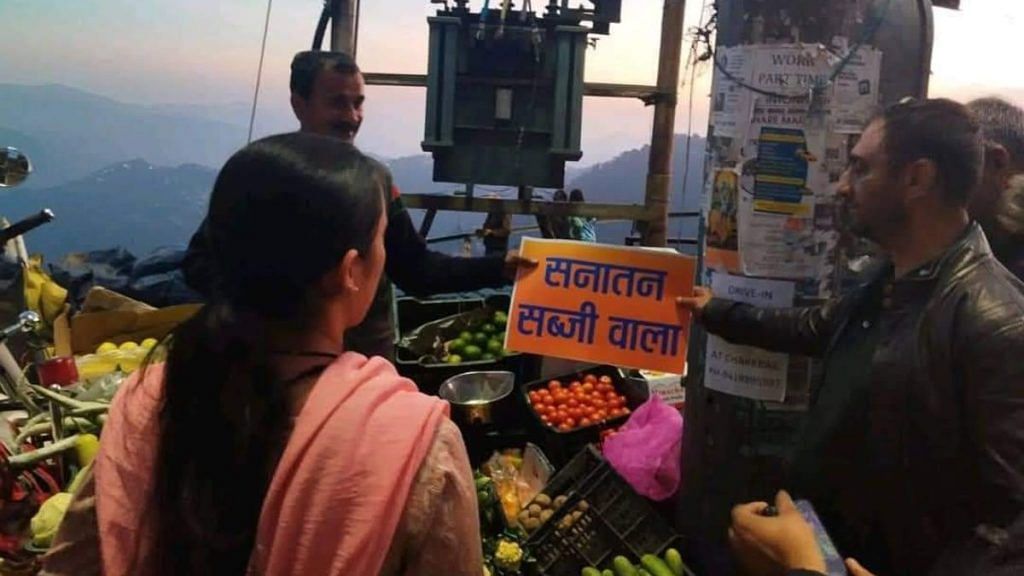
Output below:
[183,51,536,361]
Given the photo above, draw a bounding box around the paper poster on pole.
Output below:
[711,46,755,138]
[506,238,696,373]
[705,168,743,273]
[704,273,795,402]
[832,48,882,134]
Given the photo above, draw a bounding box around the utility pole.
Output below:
[330,0,359,56]
[640,0,688,247]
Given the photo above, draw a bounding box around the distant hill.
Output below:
[0,84,249,188]
[0,159,215,261]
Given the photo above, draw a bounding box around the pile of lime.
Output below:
[443,310,509,365]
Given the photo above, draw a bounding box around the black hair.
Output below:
[553,189,567,201]
[147,132,385,575]
[967,97,1024,168]
[876,98,983,207]
[290,50,361,100]
[569,188,585,202]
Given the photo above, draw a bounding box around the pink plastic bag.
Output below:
[602,395,683,501]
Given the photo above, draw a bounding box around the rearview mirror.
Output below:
[0,147,32,188]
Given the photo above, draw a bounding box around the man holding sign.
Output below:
[507,237,696,374]
[680,99,1024,576]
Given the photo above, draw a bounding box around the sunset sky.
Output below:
[1,0,1020,164]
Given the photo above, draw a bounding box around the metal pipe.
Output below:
[330,0,358,56]
[639,0,687,247]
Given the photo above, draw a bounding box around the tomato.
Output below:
[579,417,593,428]
[566,397,579,408]
[592,398,607,410]
[558,423,572,432]
[596,383,611,394]
[556,391,571,405]
[548,380,562,392]
[609,408,623,418]
[581,383,594,394]
[569,381,581,391]
[563,417,577,429]
[569,407,584,420]
[599,375,613,385]
[556,410,569,422]
[528,391,539,403]
[583,373,598,384]
[595,410,608,421]
[540,415,551,424]
[621,407,631,415]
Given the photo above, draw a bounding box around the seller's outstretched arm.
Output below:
[385,201,534,296]
[677,287,847,358]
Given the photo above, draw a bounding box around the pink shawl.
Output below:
[94,352,448,575]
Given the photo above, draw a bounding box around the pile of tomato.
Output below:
[527,373,631,432]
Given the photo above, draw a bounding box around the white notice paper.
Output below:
[704,273,795,402]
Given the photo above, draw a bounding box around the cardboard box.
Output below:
[54,303,201,357]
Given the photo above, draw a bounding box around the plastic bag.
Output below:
[602,394,683,501]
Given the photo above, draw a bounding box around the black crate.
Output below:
[521,365,649,466]
[395,294,540,395]
[525,446,683,576]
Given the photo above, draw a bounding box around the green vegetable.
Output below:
[447,354,463,364]
[459,330,474,342]
[663,548,685,576]
[487,339,504,354]
[612,556,638,576]
[602,570,615,576]
[582,568,602,576]
[473,331,489,344]
[482,353,497,362]
[482,322,497,334]
[640,555,674,576]
[449,338,467,354]
[463,344,483,361]
[638,570,652,576]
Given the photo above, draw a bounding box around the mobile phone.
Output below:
[794,499,848,576]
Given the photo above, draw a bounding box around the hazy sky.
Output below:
[0,0,1021,164]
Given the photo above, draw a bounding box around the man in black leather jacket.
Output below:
[683,99,1024,575]
[184,51,533,359]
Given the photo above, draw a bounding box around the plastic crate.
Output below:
[521,365,649,466]
[395,294,540,394]
[525,446,682,576]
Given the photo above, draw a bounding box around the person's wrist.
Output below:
[783,549,826,573]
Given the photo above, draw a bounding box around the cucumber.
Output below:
[640,555,675,576]
[663,548,685,576]
[612,556,639,576]
[638,570,652,576]
[582,568,602,576]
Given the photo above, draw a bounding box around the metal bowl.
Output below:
[439,371,515,426]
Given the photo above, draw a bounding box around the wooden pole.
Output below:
[640,0,687,247]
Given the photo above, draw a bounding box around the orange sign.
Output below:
[506,238,696,373]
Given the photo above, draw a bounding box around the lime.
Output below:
[463,344,483,361]
[482,353,497,361]
[487,339,504,354]
[446,354,463,364]
[141,338,159,350]
[482,322,497,334]
[459,331,474,342]
[473,332,488,345]
[119,341,139,352]
[449,338,467,354]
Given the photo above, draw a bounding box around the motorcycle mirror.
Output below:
[0,147,33,188]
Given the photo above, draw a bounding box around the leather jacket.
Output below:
[701,224,1024,575]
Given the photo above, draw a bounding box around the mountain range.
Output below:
[0,84,706,261]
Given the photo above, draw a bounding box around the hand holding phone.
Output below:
[730,491,836,575]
